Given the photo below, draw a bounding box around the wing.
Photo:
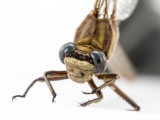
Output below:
[107,43,137,80]
[108,0,139,21]
[106,0,138,79]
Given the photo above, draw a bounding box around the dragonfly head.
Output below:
[59,42,107,83]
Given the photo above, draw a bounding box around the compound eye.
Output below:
[90,51,107,73]
[59,42,76,64]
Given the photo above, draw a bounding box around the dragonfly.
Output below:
[12,0,140,111]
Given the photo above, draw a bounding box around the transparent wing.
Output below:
[107,43,137,80]
[106,0,138,79]
[108,0,139,21]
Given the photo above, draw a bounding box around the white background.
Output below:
[0,0,160,120]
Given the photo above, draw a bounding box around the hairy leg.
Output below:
[110,84,140,111]
[97,74,140,111]
[83,74,119,94]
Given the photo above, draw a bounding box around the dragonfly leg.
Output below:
[110,83,140,111]
[94,0,105,16]
[111,0,117,19]
[12,71,68,102]
[80,79,103,106]
[104,0,108,18]
[12,77,45,100]
[83,74,119,94]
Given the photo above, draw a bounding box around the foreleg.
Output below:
[83,74,119,94]
[12,71,68,102]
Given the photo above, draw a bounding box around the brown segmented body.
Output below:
[74,13,119,59]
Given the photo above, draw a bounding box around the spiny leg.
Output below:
[96,74,140,111]
[83,74,119,94]
[12,71,68,102]
[97,74,140,111]
[110,84,140,111]
[80,79,103,107]
[95,74,120,92]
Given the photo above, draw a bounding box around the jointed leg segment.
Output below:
[97,74,140,111]
[82,73,140,111]
[111,0,117,18]
[12,71,68,102]
[83,74,119,94]
[44,72,57,102]
[12,70,140,110]
[12,77,44,100]
[110,84,140,111]
[81,79,103,106]
[95,74,120,92]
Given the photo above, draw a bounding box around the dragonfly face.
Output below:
[65,57,94,83]
[59,42,107,83]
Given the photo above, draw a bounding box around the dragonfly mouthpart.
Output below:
[64,57,94,83]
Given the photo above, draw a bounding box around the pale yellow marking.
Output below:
[76,46,91,53]
[91,39,102,49]
[98,22,106,46]
[78,37,90,44]
[64,57,94,71]
[79,19,92,40]
[76,45,97,53]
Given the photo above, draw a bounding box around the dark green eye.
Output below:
[59,42,76,64]
[90,51,107,73]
